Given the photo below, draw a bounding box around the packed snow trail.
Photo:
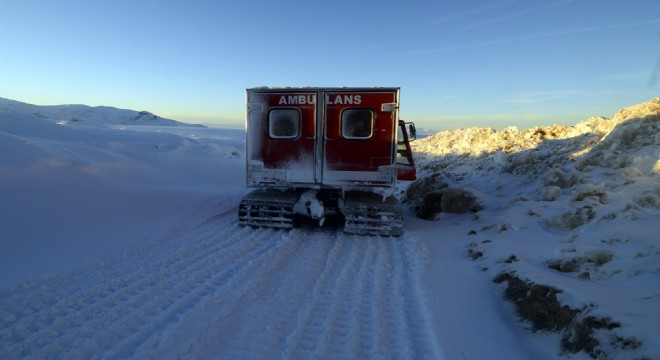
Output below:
[0,208,442,359]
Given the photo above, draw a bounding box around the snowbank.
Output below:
[408,97,659,359]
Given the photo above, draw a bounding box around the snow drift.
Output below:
[407,97,659,359]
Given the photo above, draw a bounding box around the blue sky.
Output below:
[1,0,659,129]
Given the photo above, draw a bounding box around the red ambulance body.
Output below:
[239,87,416,236]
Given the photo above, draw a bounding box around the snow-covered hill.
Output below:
[0,105,243,285]
[0,97,204,127]
[0,97,658,359]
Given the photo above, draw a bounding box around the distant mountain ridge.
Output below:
[0,97,205,127]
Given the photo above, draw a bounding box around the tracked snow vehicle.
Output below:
[239,87,416,236]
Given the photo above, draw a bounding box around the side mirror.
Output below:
[407,122,417,141]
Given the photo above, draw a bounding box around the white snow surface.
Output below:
[1,97,658,359]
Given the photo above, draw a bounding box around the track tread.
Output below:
[238,189,298,229]
[343,192,404,237]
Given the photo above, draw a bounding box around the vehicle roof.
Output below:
[246,87,400,92]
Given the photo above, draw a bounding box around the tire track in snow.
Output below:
[182,229,338,359]
[350,239,381,358]
[1,215,442,359]
[2,221,232,355]
[97,226,279,359]
[308,234,372,359]
[403,240,443,359]
[102,229,281,358]
[317,236,377,358]
[0,197,239,300]
[1,215,274,359]
[281,232,356,358]
[275,232,441,360]
[386,237,415,360]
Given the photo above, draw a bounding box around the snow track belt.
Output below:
[238,190,298,229]
[343,192,403,237]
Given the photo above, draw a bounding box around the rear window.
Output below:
[269,109,300,139]
[341,109,373,139]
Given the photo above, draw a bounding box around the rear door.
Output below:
[322,89,399,186]
[246,90,317,186]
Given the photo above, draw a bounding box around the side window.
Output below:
[342,109,373,139]
[269,109,300,139]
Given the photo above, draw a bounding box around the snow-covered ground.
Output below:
[1,97,658,359]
